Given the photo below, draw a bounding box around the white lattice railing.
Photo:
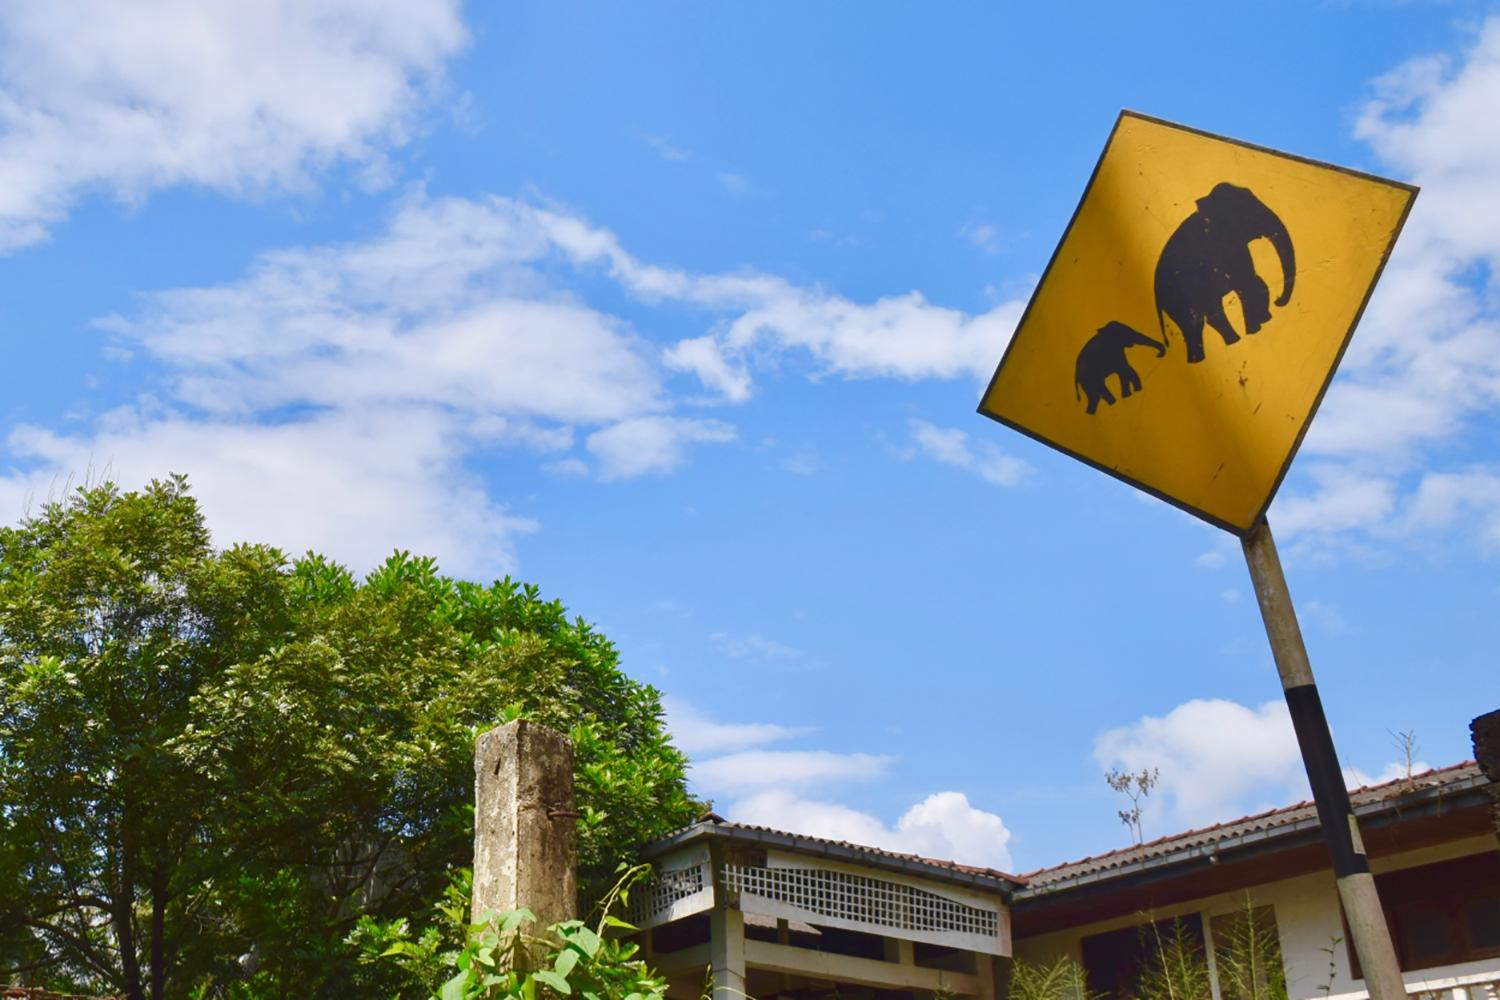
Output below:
[1406,975,1500,1000]
[628,852,715,929]
[1327,971,1500,1000]
[720,863,1000,940]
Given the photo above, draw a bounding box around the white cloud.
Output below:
[691,750,892,792]
[959,221,1001,254]
[543,457,590,478]
[533,210,1028,383]
[731,789,1013,872]
[894,792,1014,870]
[0,405,533,579]
[586,417,736,481]
[664,335,753,403]
[1301,599,1347,636]
[1343,759,1434,790]
[641,133,691,162]
[7,187,1033,572]
[663,697,805,756]
[0,1,467,249]
[709,632,803,662]
[1275,19,1500,553]
[669,698,1013,869]
[906,419,1030,487]
[1094,699,1305,831]
[1195,548,1230,569]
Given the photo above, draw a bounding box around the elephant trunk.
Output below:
[1267,222,1295,307]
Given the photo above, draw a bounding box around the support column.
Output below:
[710,906,746,1000]
[1242,521,1405,1000]
[975,954,999,1000]
[473,720,578,935]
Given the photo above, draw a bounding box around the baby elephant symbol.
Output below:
[1075,321,1166,415]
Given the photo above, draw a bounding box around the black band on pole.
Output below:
[1283,682,1369,877]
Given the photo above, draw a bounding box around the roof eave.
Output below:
[641,821,1025,896]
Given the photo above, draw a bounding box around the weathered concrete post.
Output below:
[473,720,578,936]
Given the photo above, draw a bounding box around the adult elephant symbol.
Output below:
[1155,182,1296,363]
[1075,321,1166,415]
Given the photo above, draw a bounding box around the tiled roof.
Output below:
[643,760,1491,903]
[1016,760,1487,895]
[641,814,1028,891]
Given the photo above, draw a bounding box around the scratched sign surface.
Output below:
[977,111,1415,535]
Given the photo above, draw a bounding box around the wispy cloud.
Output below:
[662,696,805,755]
[670,696,1013,870]
[905,419,1030,487]
[692,750,892,792]
[709,631,803,663]
[586,417,736,481]
[1273,18,1500,557]
[641,132,692,162]
[4,177,1033,572]
[959,220,1001,254]
[0,1,468,250]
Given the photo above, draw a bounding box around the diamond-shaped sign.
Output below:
[977,111,1416,534]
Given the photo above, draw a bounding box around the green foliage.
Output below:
[1136,920,1212,1000]
[1008,955,1101,1000]
[1213,897,1287,1000]
[0,478,698,999]
[351,864,667,1000]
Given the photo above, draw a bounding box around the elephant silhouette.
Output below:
[1075,321,1166,414]
[1154,182,1296,363]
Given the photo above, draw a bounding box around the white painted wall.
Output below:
[1013,836,1499,1000]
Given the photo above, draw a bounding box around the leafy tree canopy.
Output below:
[0,476,698,1000]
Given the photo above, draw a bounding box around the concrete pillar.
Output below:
[709,905,746,1000]
[473,720,578,932]
[975,954,999,1000]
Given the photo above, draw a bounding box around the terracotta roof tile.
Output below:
[643,760,1490,901]
[1017,760,1484,891]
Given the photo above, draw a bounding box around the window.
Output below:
[1347,850,1500,976]
[1210,905,1285,1000]
[1081,916,1206,1000]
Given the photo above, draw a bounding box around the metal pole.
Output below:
[1241,519,1406,1000]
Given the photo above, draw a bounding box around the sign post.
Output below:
[977,111,1417,1000]
[1242,520,1405,1000]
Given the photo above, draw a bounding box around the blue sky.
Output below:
[2,2,1498,874]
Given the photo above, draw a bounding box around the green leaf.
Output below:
[441,971,469,1000]
[554,947,579,978]
[533,970,573,995]
[570,926,601,959]
[601,915,637,931]
[500,907,537,934]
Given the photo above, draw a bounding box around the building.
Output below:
[1014,761,1498,1000]
[635,760,1499,1000]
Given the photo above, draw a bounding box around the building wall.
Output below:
[1013,835,1499,1000]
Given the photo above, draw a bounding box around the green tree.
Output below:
[0,477,698,999]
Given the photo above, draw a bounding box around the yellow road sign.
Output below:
[977,111,1416,534]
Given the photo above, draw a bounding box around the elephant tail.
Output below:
[1157,306,1172,349]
